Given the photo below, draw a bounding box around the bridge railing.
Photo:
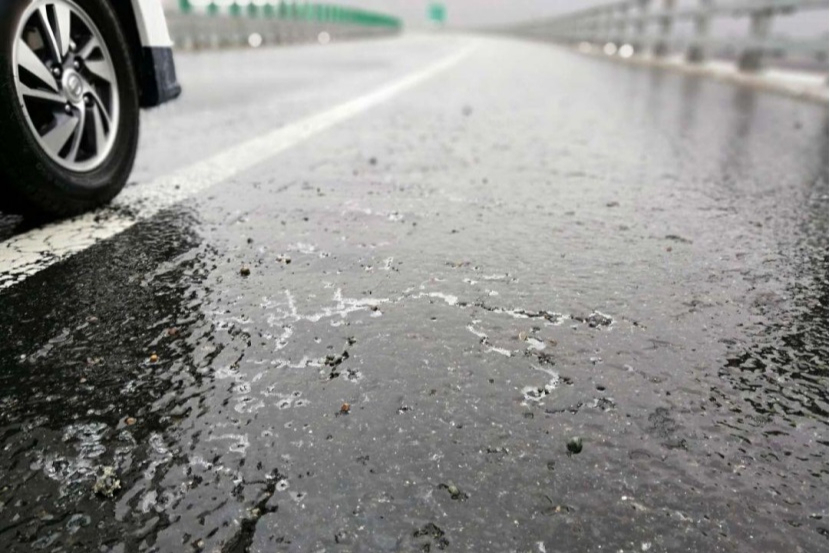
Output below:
[167,0,402,50]
[504,0,828,71]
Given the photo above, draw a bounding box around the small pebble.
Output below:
[125,417,136,426]
[149,354,159,363]
[240,266,251,276]
[340,402,350,415]
[440,482,468,500]
[567,436,583,454]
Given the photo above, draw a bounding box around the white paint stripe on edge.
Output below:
[0,43,477,290]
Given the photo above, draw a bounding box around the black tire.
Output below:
[0,0,139,216]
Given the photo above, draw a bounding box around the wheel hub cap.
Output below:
[12,0,120,173]
[62,70,84,103]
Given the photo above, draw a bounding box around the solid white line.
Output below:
[0,43,477,290]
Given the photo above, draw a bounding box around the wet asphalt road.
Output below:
[0,34,828,553]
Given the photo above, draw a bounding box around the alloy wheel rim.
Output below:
[12,0,119,173]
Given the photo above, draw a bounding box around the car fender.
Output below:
[130,0,171,48]
[128,0,180,107]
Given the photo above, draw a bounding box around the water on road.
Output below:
[0,34,827,553]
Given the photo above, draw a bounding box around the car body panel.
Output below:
[138,44,180,106]
[131,0,172,47]
[126,0,180,107]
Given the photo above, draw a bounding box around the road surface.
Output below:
[0,34,827,553]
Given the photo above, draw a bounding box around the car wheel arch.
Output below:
[107,0,149,106]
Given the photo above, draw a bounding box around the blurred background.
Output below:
[161,0,829,32]
[161,0,829,73]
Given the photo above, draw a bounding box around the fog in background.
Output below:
[346,0,827,36]
[164,0,828,36]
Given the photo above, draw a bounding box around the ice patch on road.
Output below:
[467,324,512,357]
[521,365,560,405]
[466,325,487,339]
[487,345,512,357]
[215,365,243,381]
[526,337,546,351]
[234,396,265,414]
[263,289,389,326]
[30,422,110,497]
[412,292,458,306]
[143,433,174,480]
[207,433,250,455]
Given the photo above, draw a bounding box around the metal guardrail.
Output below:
[168,0,402,49]
[505,0,828,71]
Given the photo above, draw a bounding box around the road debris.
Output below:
[567,437,583,455]
[439,482,469,501]
[92,466,121,498]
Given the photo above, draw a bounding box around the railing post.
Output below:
[686,0,712,62]
[586,9,604,42]
[738,8,773,71]
[601,7,614,44]
[616,3,629,46]
[632,0,650,53]
[585,12,596,43]
[576,12,586,42]
[579,14,590,43]
[593,8,611,44]
[653,0,675,57]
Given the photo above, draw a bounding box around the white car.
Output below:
[0,0,180,215]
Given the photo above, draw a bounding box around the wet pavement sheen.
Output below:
[0,36,827,553]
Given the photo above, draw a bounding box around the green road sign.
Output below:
[428,2,445,24]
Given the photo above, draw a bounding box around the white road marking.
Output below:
[0,43,477,290]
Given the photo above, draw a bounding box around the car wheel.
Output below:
[0,0,139,216]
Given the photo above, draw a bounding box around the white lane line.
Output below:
[0,43,477,291]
